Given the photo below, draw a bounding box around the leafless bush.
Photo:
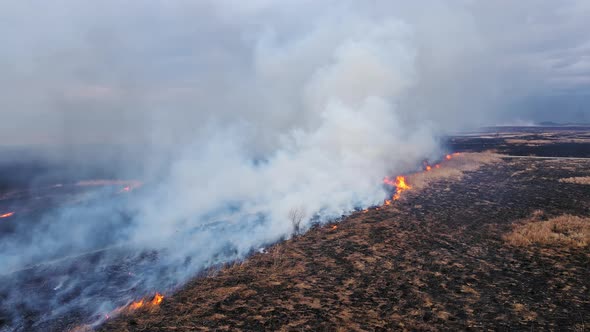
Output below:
[288,206,306,237]
[265,245,284,272]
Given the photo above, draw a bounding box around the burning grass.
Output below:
[99,155,590,331]
[504,212,590,248]
[117,293,165,315]
[383,175,411,201]
[380,152,502,204]
[0,211,14,219]
[4,130,590,331]
[94,150,590,331]
[68,293,165,332]
[406,152,502,191]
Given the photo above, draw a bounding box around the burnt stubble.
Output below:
[2,127,589,331]
[100,127,590,331]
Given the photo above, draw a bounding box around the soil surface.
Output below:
[98,128,590,331]
[448,126,590,158]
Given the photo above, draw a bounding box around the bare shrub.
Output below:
[504,214,590,248]
[288,206,306,237]
[266,245,286,273]
[559,176,590,185]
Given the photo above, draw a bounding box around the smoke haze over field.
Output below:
[0,1,590,330]
[2,1,590,151]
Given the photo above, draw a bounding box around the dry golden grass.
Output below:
[505,213,590,248]
[559,176,590,185]
[512,303,538,321]
[505,139,551,145]
[407,168,463,190]
[407,152,502,190]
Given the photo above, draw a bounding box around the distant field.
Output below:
[448,126,590,158]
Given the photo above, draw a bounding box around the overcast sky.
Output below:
[1,0,589,149]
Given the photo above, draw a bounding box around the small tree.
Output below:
[288,206,306,237]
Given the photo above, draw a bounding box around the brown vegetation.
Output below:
[559,176,590,185]
[506,138,590,145]
[505,212,590,248]
[99,151,590,331]
[407,152,502,191]
[4,128,590,332]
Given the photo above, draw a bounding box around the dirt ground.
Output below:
[99,129,590,331]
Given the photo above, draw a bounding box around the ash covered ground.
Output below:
[101,127,590,331]
[1,127,589,331]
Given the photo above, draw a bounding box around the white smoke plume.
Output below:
[132,15,435,247]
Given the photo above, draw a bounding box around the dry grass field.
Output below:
[505,212,590,248]
[559,176,590,185]
[97,128,590,332]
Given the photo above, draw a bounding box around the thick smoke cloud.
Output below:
[0,0,589,330]
[3,0,441,270]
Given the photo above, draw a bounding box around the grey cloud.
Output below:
[1,1,589,151]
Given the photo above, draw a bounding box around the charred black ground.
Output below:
[98,127,589,331]
[448,125,590,157]
[1,127,589,331]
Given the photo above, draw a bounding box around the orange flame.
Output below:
[0,212,14,219]
[392,176,411,200]
[151,293,164,305]
[72,292,164,331]
[383,175,411,200]
[127,292,164,312]
[331,225,338,231]
[129,299,144,310]
[380,152,460,205]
